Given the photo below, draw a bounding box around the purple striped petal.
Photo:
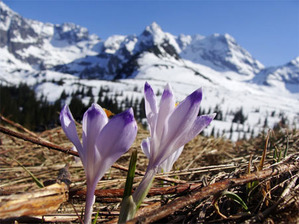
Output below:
[95,108,137,172]
[141,138,151,159]
[165,88,202,146]
[155,83,175,141]
[82,104,108,147]
[60,105,84,159]
[144,82,158,135]
[146,88,203,167]
[82,103,108,177]
[173,114,216,150]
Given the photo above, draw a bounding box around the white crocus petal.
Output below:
[59,105,84,160]
[144,82,158,116]
[82,103,108,150]
[159,146,184,173]
[157,114,215,165]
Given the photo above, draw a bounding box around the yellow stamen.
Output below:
[103,108,114,118]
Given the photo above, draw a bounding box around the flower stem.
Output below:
[84,183,96,224]
[133,167,156,209]
[119,167,156,222]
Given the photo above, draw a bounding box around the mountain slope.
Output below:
[252,57,299,93]
[0,1,298,141]
[0,1,101,71]
[178,33,264,79]
[54,22,182,80]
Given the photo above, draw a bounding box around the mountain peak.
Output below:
[146,22,163,33]
[208,33,236,47]
[289,56,299,66]
[140,22,165,43]
[0,1,13,13]
[179,33,264,77]
[223,33,235,41]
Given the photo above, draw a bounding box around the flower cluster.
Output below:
[60,82,215,223]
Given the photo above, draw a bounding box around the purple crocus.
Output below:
[133,82,215,208]
[60,103,137,224]
[141,138,184,173]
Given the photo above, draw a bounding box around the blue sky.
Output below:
[3,0,299,67]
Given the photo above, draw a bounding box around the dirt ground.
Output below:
[0,120,298,223]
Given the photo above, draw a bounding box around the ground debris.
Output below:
[0,119,298,223]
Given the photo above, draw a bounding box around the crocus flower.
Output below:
[133,82,215,209]
[60,103,137,224]
[141,138,184,173]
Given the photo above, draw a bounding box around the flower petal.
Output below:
[60,105,84,159]
[166,88,202,140]
[173,113,216,150]
[147,88,203,168]
[82,103,108,179]
[95,108,137,177]
[155,83,175,141]
[82,104,108,148]
[159,146,184,173]
[144,82,158,135]
[141,138,151,159]
[158,88,202,156]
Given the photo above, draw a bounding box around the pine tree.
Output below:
[232,107,247,124]
[69,96,86,121]
[210,127,215,137]
[60,90,67,100]
[86,87,93,97]
[139,98,146,119]
[263,117,268,128]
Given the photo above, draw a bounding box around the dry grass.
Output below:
[0,119,298,223]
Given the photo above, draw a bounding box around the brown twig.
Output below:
[72,183,202,198]
[0,125,77,156]
[127,153,299,224]
[0,114,39,138]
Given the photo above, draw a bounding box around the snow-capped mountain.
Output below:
[0,0,266,81]
[54,22,264,81]
[252,57,299,93]
[0,1,298,140]
[178,33,264,79]
[0,1,100,74]
[54,22,182,80]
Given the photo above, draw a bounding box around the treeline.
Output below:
[0,84,147,131]
[65,85,146,122]
[1,83,288,139]
[0,84,61,131]
[0,83,251,132]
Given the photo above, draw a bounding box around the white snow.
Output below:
[1,1,298,141]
